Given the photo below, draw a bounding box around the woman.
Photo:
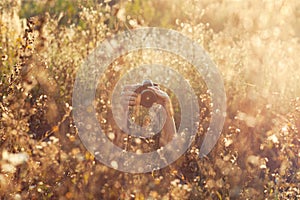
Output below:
[119,80,176,152]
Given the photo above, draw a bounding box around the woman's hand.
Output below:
[120,85,138,107]
[119,83,176,146]
[120,84,173,116]
[148,86,174,117]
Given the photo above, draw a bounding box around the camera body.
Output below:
[134,80,158,108]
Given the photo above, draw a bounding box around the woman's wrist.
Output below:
[162,99,174,117]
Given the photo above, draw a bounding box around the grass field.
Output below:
[0,0,299,199]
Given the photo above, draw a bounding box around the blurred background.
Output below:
[0,0,299,199]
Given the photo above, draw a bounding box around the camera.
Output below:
[134,79,158,108]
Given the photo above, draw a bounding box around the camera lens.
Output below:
[140,89,157,108]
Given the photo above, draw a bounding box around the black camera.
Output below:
[134,80,158,108]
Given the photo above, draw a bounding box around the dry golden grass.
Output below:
[0,0,299,199]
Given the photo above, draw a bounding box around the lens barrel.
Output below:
[134,79,157,108]
[140,89,157,108]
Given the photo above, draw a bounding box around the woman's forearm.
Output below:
[160,101,176,146]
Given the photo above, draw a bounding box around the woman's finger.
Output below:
[152,85,160,90]
[149,86,167,97]
[147,86,170,105]
[122,95,137,101]
[121,90,137,97]
[122,84,140,92]
[120,96,137,106]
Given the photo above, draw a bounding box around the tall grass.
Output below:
[0,0,299,199]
